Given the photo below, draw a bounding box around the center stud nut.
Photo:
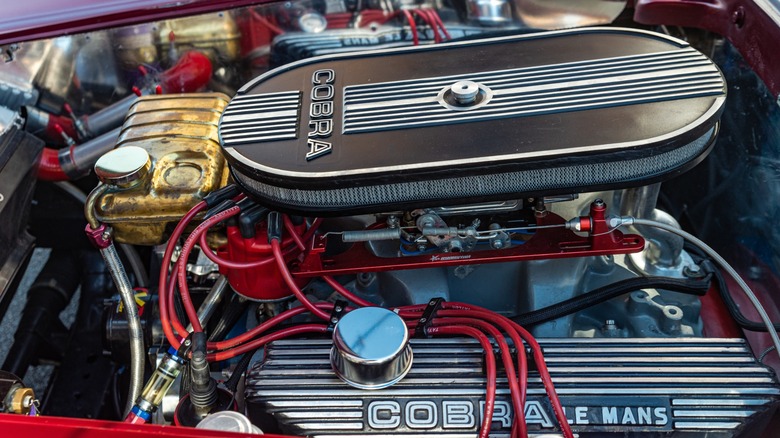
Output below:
[450,80,480,105]
[330,307,413,390]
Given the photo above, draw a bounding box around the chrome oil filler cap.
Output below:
[94,146,151,188]
[330,307,412,390]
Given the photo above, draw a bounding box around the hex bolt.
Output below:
[683,263,705,278]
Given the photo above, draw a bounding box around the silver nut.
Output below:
[450,80,480,105]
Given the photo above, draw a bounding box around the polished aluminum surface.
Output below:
[343,47,723,134]
[94,146,151,188]
[331,307,412,390]
[248,337,780,436]
[220,91,301,146]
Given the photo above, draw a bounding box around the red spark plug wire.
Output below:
[159,201,207,349]
[208,324,329,362]
[271,239,331,321]
[401,10,419,45]
[427,325,496,438]
[446,304,574,438]
[402,310,529,437]
[433,317,527,437]
[283,215,307,251]
[322,276,377,307]
[177,206,242,332]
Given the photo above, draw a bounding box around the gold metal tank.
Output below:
[94,93,231,245]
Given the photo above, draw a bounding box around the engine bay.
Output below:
[0,1,779,437]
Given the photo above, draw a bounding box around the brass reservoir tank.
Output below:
[94,93,231,245]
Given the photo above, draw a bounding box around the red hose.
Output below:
[212,304,322,351]
[159,51,212,93]
[428,325,496,438]
[415,10,440,43]
[38,51,213,182]
[430,10,451,40]
[37,147,69,181]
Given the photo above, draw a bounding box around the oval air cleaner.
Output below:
[219,27,726,215]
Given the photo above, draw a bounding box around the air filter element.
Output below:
[219,27,726,215]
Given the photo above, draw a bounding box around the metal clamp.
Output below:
[84,223,112,249]
[415,297,445,338]
[327,300,349,332]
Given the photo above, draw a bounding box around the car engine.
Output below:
[0,2,779,438]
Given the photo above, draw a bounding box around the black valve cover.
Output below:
[219,27,726,214]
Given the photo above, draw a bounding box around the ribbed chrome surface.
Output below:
[246,338,779,436]
[220,91,300,145]
[343,48,724,134]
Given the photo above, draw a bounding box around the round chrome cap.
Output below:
[330,307,412,390]
[94,146,151,188]
[196,411,263,434]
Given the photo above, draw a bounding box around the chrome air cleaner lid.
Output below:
[330,307,412,390]
[220,27,726,214]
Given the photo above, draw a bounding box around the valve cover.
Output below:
[246,338,780,437]
[219,28,726,214]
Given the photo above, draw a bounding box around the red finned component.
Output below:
[131,86,142,97]
[296,201,644,277]
[159,51,212,93]
[217,223,308,300]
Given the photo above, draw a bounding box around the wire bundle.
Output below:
[157,200,331,362]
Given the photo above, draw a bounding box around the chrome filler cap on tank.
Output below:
[330,307,412,390]
[94,146,151,188]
